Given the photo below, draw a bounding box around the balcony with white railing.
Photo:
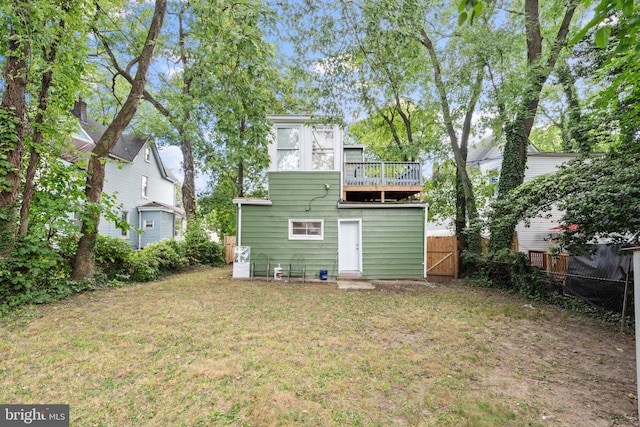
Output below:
[343,162,423,202]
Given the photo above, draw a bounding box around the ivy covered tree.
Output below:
[486,0,579,254]
[72,0,167,281]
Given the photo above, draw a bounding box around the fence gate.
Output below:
[426,236,458,280]
[224,236,236,264]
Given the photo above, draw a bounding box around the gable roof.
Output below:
[138,201,185,215]
[467,137,540,167]
[67,99,180,184]
[71,99,147,163]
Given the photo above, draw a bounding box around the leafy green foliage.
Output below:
[0,234,80,315]
[348,104,446,163]
[184,220,224,266]
[141,240,189,273]
[490,151,640,253]
[425,159,498,225]
[94,235,133,280]
[465,250,557,301]
[128,250,161,283]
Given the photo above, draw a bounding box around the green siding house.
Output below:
[234,115,426,280]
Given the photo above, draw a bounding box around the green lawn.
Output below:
[0,267,635,426]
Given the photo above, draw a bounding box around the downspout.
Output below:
[137,206,142,249]
[633,250,640,419]
[237,202,242,247]
[424,204,428,280]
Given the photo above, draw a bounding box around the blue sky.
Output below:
[158,145,210,193]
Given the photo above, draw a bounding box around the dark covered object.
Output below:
[565,245,633,312]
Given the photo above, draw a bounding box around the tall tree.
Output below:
[283,0,502,262]
[195,0,275,199]
[0,0,30,238]
[96,0,278,225]
[19,1,88,236]
[1,0,89,245]
[72,0,167,281]
[419,24,487,255]
[487,0,579,254]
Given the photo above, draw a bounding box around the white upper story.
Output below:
[267,115,343,172]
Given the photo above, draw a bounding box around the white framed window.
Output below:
[144,219,154,230]
[312,127,335,170]
[289,219,324,240]
[141,175,149,198]
[121,211,129,237]
[174,218,183,237]
[144,146,151,163]
[276,127,300,170]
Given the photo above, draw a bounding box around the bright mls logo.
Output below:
[1,405,69,426]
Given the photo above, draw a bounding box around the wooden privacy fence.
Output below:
[426,236,458,279]
[528,250,570,282]
[224,236,236,264]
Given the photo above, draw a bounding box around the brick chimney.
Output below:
[72,97,87,123]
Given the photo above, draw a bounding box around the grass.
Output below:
[0,266,612,426]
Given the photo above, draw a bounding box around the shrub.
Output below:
[94,235,133,280]
[142,240,189,273]
[128,249,160,282]
[465,250,556,301]
[126,240,190,282]
[184,221,224,266]
[0,234,76,314]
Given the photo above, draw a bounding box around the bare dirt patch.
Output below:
[377,280,638,426]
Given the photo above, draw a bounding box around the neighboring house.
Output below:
[68,98,185,249]
[467,139,589,254]
[233,115,427,280]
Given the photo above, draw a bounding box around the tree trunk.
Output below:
[237,118,246,197]
[72,0,167,281]
[420,28,484,263]
[180,130,197,221]
[488,0,578,254]
[0,0,30,238]
[487,120,528,253]
[455,167,468,275]
[20,29,62,236]
[177,10,198,223]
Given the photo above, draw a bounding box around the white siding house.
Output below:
[467,140,585,253]
[69,99,184,249]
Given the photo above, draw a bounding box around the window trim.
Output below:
[288,219,324,240]
[121,211,129,237]
[174,217,183,237]
[276,126,301,171]
[144,219,154,230]
[141,175,149,198]
[311,126,335,171]
[144,146,151,163]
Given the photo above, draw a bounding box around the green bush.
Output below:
[465,250,555,301]
[94,235,133,280]
[184,221,224,266]
[142,240,189,273]
[126,240,190,282]
[0,234,78,314]
[128,249,160,282]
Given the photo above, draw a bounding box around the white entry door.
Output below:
[339,220,361,273]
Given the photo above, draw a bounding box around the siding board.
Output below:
[240,171,341,279]
[239,171,426,280]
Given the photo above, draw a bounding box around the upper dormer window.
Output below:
[312,127,335,170]
[276,127,300,170]
[144,146,151,163]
